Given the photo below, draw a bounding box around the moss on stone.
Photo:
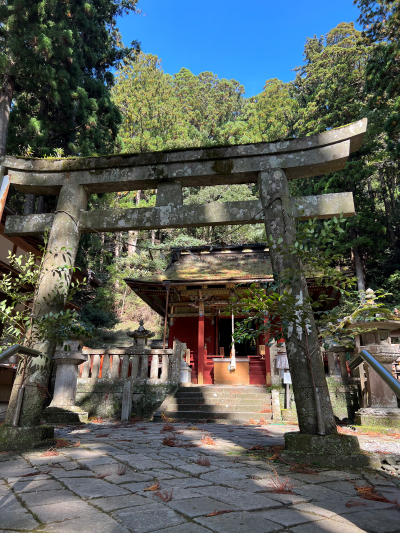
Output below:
[211,159,234,175]
[285,432,360,455]
[0,425,54,452]
[75,380,176,419]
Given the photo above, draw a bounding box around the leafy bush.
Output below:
[81,304,119,329]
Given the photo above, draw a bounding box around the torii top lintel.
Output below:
[1,120,367,196]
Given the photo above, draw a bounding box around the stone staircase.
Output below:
[160,385,273,424]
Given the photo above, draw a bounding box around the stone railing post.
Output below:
[111,354,120,379]
[150,353,159,380]
[161,353,169,382]
[131,355,139,380]
[170,340,181,384]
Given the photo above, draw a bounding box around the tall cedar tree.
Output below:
[0,0,139,157]
[290,23,385,291]
[356,0,400,156]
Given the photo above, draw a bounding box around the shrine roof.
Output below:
[125,244,273,285]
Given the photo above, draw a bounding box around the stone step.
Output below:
[163,410,272,422]
[166,403,272,413]
[177,386,269,393]
[170,398,272,407]
[175,392,272,400]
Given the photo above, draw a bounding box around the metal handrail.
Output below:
[349,348,400,400]
[0,344,41,365]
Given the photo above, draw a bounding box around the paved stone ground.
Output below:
[0,421,399,533]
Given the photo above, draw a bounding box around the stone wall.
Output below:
[76,379,176,419]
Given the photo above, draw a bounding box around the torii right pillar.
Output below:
[258,169,377,467]
[258,169,336,435]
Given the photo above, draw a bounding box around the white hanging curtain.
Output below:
[230,310,236,370]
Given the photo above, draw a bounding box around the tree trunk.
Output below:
[151,229,156,246]
[0,74,15,156]
[127,230,138,255]
[379,169,391,219]
[258,169,337,435]
[100,233,105,271]
[350,229,366,292]
[114,233,121,258]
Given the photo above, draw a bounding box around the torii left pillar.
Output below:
[3,183,88,448]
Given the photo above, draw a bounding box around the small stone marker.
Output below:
[121,381,132,422]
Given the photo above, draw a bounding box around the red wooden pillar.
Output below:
[198,302,205,385]
[263,318,271,386]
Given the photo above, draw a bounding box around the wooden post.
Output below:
[258,169,337,435]
[215,312,219,357]
[163,282,170,349]
[198,302,205,385]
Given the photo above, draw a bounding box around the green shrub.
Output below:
[81,304,119,329]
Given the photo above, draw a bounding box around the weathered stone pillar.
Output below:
[258,169,337,435]
[131,355,139,380]
[6,183,89,427]
[121,381,132,422]
[150,353,159,380]
[161,353,169,382]
[326,349,342,377]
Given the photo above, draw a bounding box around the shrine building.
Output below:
[125,244,339,386]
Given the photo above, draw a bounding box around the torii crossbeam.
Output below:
[1,119,367,438]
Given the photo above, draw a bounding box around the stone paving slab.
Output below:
[91,493,152,511]
[30,499,99,523]
[62,477,130,498]
[194,485,283,510]
[162,477,214,489]
[1,420,399,533]
[46,468,97,478]
[18,488,80,507]
[42,514,131,533]
[332,509,400,532]
[143,487,204,501]
[290,519,366,533]
[9,478,63,492]
[113,502,186,533]
[0,492,25,511]
[194,510,284,532]
[104,472,153,484]
[0,509,39,530]
[166,495,237,517]
[152,524,210,533]
[258,507,326,526]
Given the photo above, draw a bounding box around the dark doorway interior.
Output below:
[219,318,257,358]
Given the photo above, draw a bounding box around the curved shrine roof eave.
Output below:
[2,119,367,173]
[124,277,274,287]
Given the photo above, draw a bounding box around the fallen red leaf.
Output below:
[206,509,234,516]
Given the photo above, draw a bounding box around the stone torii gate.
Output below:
[1,119,367,447]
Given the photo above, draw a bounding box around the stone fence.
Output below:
[79,346,176,383]
[42,340,183,423]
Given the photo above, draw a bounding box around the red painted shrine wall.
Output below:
[169,317,270,385]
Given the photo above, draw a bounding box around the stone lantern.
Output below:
[347,290,400,428]
[127,319,155,348]
[43,340,89,424]
[127,320,155,379]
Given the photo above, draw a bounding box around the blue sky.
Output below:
[118,0,362,97]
